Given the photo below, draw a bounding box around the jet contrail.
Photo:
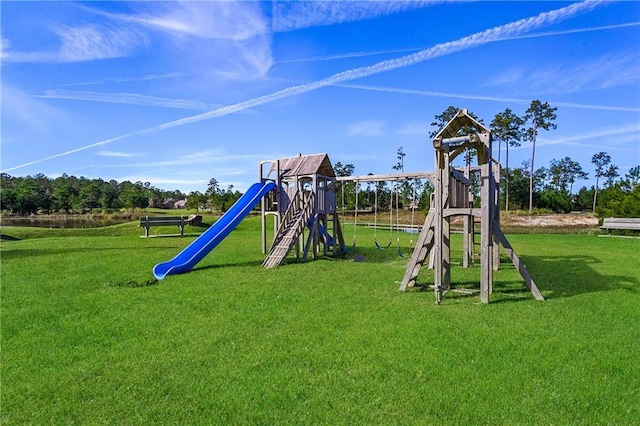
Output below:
[37,89,218,111]
[278,21,639,64]
[338,83,640,112]
[3,0,606,173]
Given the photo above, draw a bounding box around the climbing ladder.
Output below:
[263,190,315,269]
[399,209,435,291]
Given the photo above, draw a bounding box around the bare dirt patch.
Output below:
[501,213,598,228]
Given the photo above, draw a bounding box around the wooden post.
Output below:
[463,165,472,268]
[492,161,500,272]
[442,154,451,290]
[479,139,493,304]
[434,151,444,301]
[312,175,318,259]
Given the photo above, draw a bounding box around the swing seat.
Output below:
[375,240,392,250]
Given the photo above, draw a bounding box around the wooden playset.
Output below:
[257,110,544,303]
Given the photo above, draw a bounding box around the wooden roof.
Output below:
[434,108,490,140]
[270,153,336,178]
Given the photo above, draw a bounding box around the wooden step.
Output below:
[263,192,315,269]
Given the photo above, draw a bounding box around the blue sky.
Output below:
[2,1,639,193]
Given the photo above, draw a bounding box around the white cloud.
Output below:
[396,120,429,135]
[486,52,640,94]
[101,1,273,79]
[272,1,435,32]
[195,34,273,80]
[3,24,146,63]
[96,149,272,170]
[123,1,268,41]
[5,2,273,77]
[347,120,385,137]
[56,24,146,62]
[515,124,640,152]
[0,36,9,59]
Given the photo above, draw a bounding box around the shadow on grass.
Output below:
[355,245,640,302]
[139,232,205,239]
[340,245,411,263]
[522,254,640,299]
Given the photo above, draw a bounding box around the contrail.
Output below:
[338,83,640,112]
[38,89,217,111]
[56,72,189,87]
[3,0,606,173]
[278,21,639,64]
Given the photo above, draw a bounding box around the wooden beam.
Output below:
[443,208,481,218]
[336,171,435,183]
[492,220,544,301]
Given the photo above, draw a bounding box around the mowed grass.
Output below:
[1,217,639,424]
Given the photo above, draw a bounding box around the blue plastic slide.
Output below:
[153,181,276,280]
[318,223,334,246]
[307,216,335,246]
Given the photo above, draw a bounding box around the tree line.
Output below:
[0,174,244,215]
[498,156,638,215]
[0,173,187,215]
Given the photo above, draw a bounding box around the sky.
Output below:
[1,0,639,194]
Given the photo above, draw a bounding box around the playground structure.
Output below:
[259,153,345,268]
[152,109,543,304]
[399,109,544,303]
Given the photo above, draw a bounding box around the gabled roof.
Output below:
[270,153,336,178]
[434,108,490,140]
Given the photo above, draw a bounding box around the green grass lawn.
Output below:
[1,217,639,424]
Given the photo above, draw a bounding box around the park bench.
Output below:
[600,217,640,235]
[139,216,186,237]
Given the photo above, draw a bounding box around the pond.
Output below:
[0,216,134,228]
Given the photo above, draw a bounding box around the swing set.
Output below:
[339,172,431,257]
